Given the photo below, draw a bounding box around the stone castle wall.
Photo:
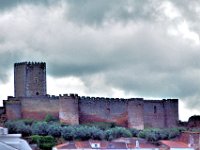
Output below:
[79,97,129,126]
[5,100,22,120]
[59,94,79,125]
[128,99,144,129]
[143,99,178,128]
[3,62,179,129]
[143,100,166,128]
[5,95,178,129]
[163,99,179,127]
[20,96,59,120]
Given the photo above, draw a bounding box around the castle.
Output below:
[2,62,178,129]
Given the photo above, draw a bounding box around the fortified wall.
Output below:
[2,62,179,129]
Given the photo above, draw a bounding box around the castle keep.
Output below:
[3,62,179,129]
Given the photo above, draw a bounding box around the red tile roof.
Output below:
[106,142,127,149]
[54,138,160,149]
[75,141,91,148]
[160,140,190,148]
[55,142,76,149]
[114,137,158,148]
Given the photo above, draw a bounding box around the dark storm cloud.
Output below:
[65,0,158,25]
[0,0,55,10]
[0,0,200,112]
[0,51,22,82]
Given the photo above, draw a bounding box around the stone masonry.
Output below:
[3,62,179,129]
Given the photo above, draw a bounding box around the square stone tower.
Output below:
[14,62,46,97]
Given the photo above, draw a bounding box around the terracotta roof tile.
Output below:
[55,142,76,149]
[160,140,190,148]
[75,141,91,148]
[106,142,127,149]
[114,137,158,148]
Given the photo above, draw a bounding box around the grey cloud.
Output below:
[0,0,56,11]
[0,51,22,82]
[65,0,159,25]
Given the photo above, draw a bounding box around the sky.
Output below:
[0,0,200,121]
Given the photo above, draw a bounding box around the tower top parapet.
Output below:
[14,62,46,67]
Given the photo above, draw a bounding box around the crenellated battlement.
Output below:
[14,61,46,66]
[58,94,146,102]
[14,62,29,67]
[79,96,143,102]
[142,99,178,103]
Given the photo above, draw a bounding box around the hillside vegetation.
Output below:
[4,115,186,149]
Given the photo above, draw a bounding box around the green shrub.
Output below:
[20,119,35,126]
[105,127,132,141]
[47,124,62,137]
[158,129,169,140]
[16,123,32,137]
[44,114,58,122]
[31,122,48,136]
[5,120,32,136]
[145,132,158,142]
[84,122,117,130]
[167,128,182,139]
[129,128,140,137]
[90,127,105,140]
[74,126,105,140]
[138,129,148,139]
[61,126,75,141]
[138,128,185,143]
[4,120,19,134]
[31,135,56,150]
[73,126,91,140]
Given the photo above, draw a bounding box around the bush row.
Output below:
[4,120,132,141]
[4,120,185,142]
[137,127,186,143]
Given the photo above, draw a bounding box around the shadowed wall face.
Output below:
[21,97,59,120]
[6,101,22,120]
[143,100,178,128]
[164,99,179,127]
[143,101,165,128]
[79,98,128,127]
[14,63,26,97]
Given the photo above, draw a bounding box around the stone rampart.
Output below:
[20,96,59,120]
[79,96,131,126]
[128,99,144,129]
[59,94,79,125]
[4,93,178,129]
[5,100,22,120]
[163,99,178,127]
[143,100,166,128]
[143,99,178,128]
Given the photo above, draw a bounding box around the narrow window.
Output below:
[35,77,38,83]
[107,108,110,114]
[154,106,157,114]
